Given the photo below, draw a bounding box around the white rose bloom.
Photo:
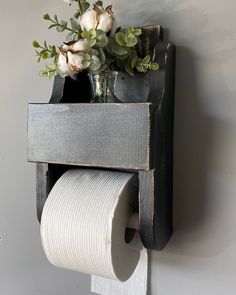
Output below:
[58,51,73,78]
[80,5,117,33]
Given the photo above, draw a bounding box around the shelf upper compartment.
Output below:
[28,103,153,171]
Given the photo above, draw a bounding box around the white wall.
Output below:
[1,0,236,294]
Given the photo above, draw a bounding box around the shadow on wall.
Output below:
[152,45,236,260]
[170,46,215,257]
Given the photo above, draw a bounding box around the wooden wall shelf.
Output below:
[28,24,176,251]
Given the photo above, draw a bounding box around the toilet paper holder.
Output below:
[27,25,175,251]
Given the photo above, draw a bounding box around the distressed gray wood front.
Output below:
[28,103,152,170]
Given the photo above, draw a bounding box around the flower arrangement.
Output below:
[33,0,159,79]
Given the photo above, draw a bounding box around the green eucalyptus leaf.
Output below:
[131,56,138,68]
[81,29,96,40]
[70,18,78,30]
[77,27,82,36]
[40,70,48,78]
[124,63,134,76]
[129,49,138,60]
[136,64,148,73]
[82,60,91,68]
[43,13,50,20]
[89,28,97,39]
[67,32,74,41]
[125,34,137,47]
[50,52,57,58]
[127,27,134,35]
[46,64,56,71]
[142,55,151,64]
[116,32,126,46]
[96,29,104,36]
[96,33,108,47]
[74,33,79,41]
[95,1,103,7]
[111,42,129,56]
[74,11,80,19]
[56,20,67,32]
[89,38,96,47]
[50,46,58,58]
[33,40,40,48]
[89,48,99,56]
[42,52,48,59]
[81,1,90,11]
[54,15,58,22]
[56,26,64,32]
[119,54,130,60]
[133,28,142,36]
[89,55,101,71]
[81,31,91,39]
[97,48,106,64]
[40,63,57,79]
[150,63,159,70]
[83,53,91,61]
[60,20,67,30]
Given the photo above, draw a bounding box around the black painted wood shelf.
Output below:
[27,24,176,251]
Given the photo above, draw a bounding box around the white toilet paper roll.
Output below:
[91,248,148,295]
[40,169,142,281]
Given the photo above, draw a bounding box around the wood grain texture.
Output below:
[28,103,152,171]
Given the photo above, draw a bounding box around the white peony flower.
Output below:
[80,5,117,34]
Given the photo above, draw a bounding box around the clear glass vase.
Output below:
[89,71,121,103]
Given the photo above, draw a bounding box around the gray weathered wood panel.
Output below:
[28,103,152,170]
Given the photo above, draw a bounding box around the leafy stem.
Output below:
[43,13,78,33]
[40,63,58,79]
[106,28,159,75]
[74,0,91,17]
[33,40,58,63]
[78,0,84,15]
